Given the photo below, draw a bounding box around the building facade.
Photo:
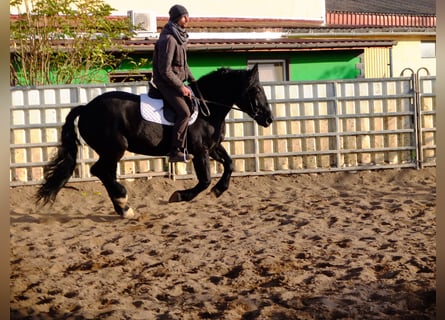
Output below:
[10,0,436,84]
[108,0,437,82]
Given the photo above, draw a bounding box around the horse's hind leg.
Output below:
[90,157,135,218]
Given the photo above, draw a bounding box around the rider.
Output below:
[152,4,195,163]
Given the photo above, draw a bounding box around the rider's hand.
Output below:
[181,85,192,97]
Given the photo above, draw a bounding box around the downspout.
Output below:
[389,47,393,78]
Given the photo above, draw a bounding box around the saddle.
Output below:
[148,81,194,123]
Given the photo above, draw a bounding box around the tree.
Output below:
[10,0,133,86]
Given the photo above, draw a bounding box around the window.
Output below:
[420,41,436,58]
[247,60,288,82]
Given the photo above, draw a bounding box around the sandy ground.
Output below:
[10,167,435,319]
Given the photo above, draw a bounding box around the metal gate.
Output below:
[9,75,436,186]
[399,67,436,169]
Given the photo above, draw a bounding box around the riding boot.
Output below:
[169,115,193,162]
[169,147,194,163]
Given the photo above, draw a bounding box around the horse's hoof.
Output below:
[123,207,135,219]
[168,191,181,203]
[211,188,223,198]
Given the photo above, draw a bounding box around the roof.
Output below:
[10,0,436,54]
[326,12,436,27]
[326,0,435,15]
[157,15,435,32]
[112,38,395,53]
[187,38,395,52]
[159,17,323,32]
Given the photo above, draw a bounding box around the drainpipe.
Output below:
[389,47,393,78]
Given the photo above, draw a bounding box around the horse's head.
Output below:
[236,64,274,127]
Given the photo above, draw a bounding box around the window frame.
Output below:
[247,59,289,82]
[108,70,152,83]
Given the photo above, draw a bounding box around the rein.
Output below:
[193,96,261,121]
[191,81,211,116]
[194,96,242,112]
[192,82,258,118]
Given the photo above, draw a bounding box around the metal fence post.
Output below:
[400,68,419,169]
[415,67,431,169]
[332,81,341,169]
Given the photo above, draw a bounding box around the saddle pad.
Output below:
[140,93,199,126]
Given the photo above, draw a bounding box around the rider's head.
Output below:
[169,4,189,23]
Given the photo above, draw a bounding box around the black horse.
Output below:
[36,65,274,218]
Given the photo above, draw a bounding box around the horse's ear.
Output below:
[250,64,259,76]
[249,64,260,85]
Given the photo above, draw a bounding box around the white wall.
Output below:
[11,0,325,20]
[105,0,325,21]
[392,40,436,76]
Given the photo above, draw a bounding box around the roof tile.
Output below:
[326,0,435,15]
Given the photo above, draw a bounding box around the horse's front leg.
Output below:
[209,144,233,197]
[168,150,212,203]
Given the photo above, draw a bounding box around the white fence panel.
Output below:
[10,77,436,186]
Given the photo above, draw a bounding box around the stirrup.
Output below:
[169,150,194,163]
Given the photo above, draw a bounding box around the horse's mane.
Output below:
[198,67,261,96]
[199,67,247,83]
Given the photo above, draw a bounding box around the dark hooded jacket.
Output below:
[152,22,194,94]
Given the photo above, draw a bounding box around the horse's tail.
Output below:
[36,105,85,205]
